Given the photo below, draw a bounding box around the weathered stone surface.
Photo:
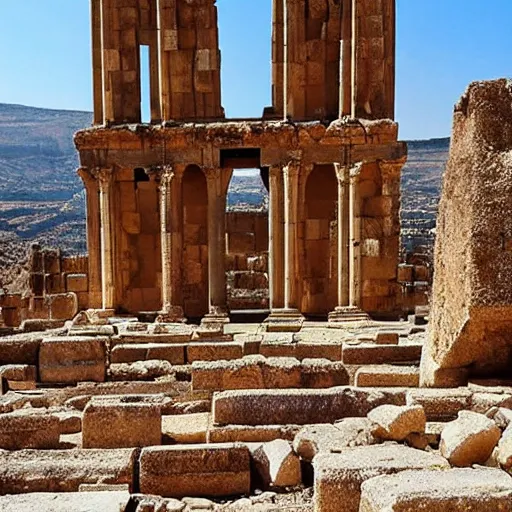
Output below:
[368,405,426,441]
[111,343,186,365]
[293,418,375,462]
[0,491,131,512]
[139,444,250,498]
[39,336,106,383]
[406,388,472,420]
[494,407,512,429]
[359,468,512,511]
[440,410,501,467]
[109,360,174,381]
[187,342,243,363]
[0,409,61,449]
[208,424,300,443]
[162,413,210,444]
[422,80,512,386]
[314,445,449,512]
[497,424,512,469]
[0,335,41,365]
[0,448,137,493]
[251,440,302,488]
[213,387,405,426]
[342,344,422,365]
[83,395,162,448]
[300,359,349,388]
[355,365,419,388]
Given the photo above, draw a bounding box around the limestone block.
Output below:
[66,273,89,293]
[261,357,301,388]
[0,491,131,512]
[375,331,399,345]
[293,418,375,462]
[422,80,512,385]
[47,292,79,320]
[251,439,302,488]
[187,342,243,362]
[0,448,137,493]
[139,444,251,498]
[494,407,512,429]
[82,395,162,448]
[53,410,82,434]
[0,409,61,449]
[359,468,512,512]
[295,342,342,361]
[355,365,419,388]
[368,405,426,441]
[111,343,186,364]
[497,424,512,469]
[314,445,449,512]
[0,364,37,382]
[440,410,501,467]
[39,336,106,384]
[0,335,40,365]
[109,360,174,381]
[342,344,422,365]
[208,424,300,443]
[300,359,349,388]
[406,388,472,421]
[162,413,210,444]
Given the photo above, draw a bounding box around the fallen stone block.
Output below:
[0,448,137,493]
[496,424,512,469]
[52,410,82,434]
[259,335,296,358]
[368,404,426,441]
[208,424,300,443]
[355,365,419,388]
[83,395,162,448]
[0,364,37,382]
[375,331,399,345]
[295,342,342,361]
[111,343,186,364]
[300,359,349,388]
[294,418,375,462]
[251,439,302,489]
[494,407,512,429]
[314,445,449,512]
[0,335,40,365]
[406,388,472,420]
[342,344,422,365]
[0,409,61,449]
[359,468,512,512]
[213,387,406,426]
[39,336,106,384]
[139,444,251,498]
[440,410,501,467]
[187,342,243,363]
[109,360,174,381]
[471,391,512,414]
[162,413,210,444]
[261,357,301,388]
[0,491,131,512]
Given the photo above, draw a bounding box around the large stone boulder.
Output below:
[421,79,512,386]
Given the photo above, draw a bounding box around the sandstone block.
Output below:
[355,365,419,388]
[359,468,512,512]
[0,491,131,512]
[406,388,472,421]
[252,439,302,489]
[208,424,300,443]
[0,336,40,365]
[300,359,349,388]
[187,342,243,362]
[0,364,37,382]
[162,413,210,444]
[314,445,449,512]
[109,360,174,381]
[342,344,422,365]
[39,336,106,383]
[368,404,426,441]
[139,444,251,498]
[375,331,399,345]
[111,343,186,364]
[0,409,61,449]
[440,410,501,467]
[0,448,137,493]
[295,342,342,361]
[82,395,162,448]
[66,273,88,293]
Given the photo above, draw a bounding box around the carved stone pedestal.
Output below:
[264,308,304,333]
[328,306,370,324]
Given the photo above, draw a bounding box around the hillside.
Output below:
[0,103,448,289]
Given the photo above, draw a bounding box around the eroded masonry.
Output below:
[75,0,406,327]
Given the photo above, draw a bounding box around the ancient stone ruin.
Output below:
[1,1,512,512]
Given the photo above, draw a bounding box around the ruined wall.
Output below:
[421,79,512,386]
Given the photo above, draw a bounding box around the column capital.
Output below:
[283,160,301,177]
[91,167,113,190]
[349,162,363,180]
[334,163,349,183]
[77,167,96,187]
[148,165,174,188]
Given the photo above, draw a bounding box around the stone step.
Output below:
[342,343,422,365]
[354,365,420,388]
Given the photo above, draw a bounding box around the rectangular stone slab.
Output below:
[0,448,137,493]
[0,336,40,365]
[139,444,250,498]
[359,468,512,511]
[342,344,422,365]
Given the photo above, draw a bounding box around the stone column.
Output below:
[268,165,285,310]
[349,162,363,308]
[154,165,185,323]
[78,167,102,309]
[94,167,115,313]
[351,0,358,118]
[335,165,350,306]
[202,168,232,326]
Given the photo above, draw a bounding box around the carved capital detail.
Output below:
[349,162,363,180]
[91,167,113,191]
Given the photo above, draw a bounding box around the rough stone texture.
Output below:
[208,424,300,444]
[109,360,174,381]
[497,424,512,469]
[187,342,244,363]
[368,405,426,441]
[422,79,512,386]
[0,448,137,493]
[406,388,472,421]
[111,343,186,365]
[162,413,210,444]
[293,418,376,462]
[355,365,419,388]
[39,336,106,383]
[83,395,162,449]
[251,440,302,489]
[139,444,251,498]
[359,468,512,512]
[342,344,422,365]
[0,335,41,365]
[440,410,501,467]
[314,444,449,512]
[0,491,131,512]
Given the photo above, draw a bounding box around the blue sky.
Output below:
[0,0,511,140]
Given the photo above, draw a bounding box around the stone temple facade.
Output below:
[75,0,407,326]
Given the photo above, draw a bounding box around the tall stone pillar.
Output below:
[94,167,115,313]
[155,165,185,323]
[202,168,232,326]
[78,168,102,309]
[268,165,285,310]
[265,161,304,332]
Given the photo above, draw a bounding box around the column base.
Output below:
[264,308,304,333]
[328,306,370,324]
[156,306,187,324]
